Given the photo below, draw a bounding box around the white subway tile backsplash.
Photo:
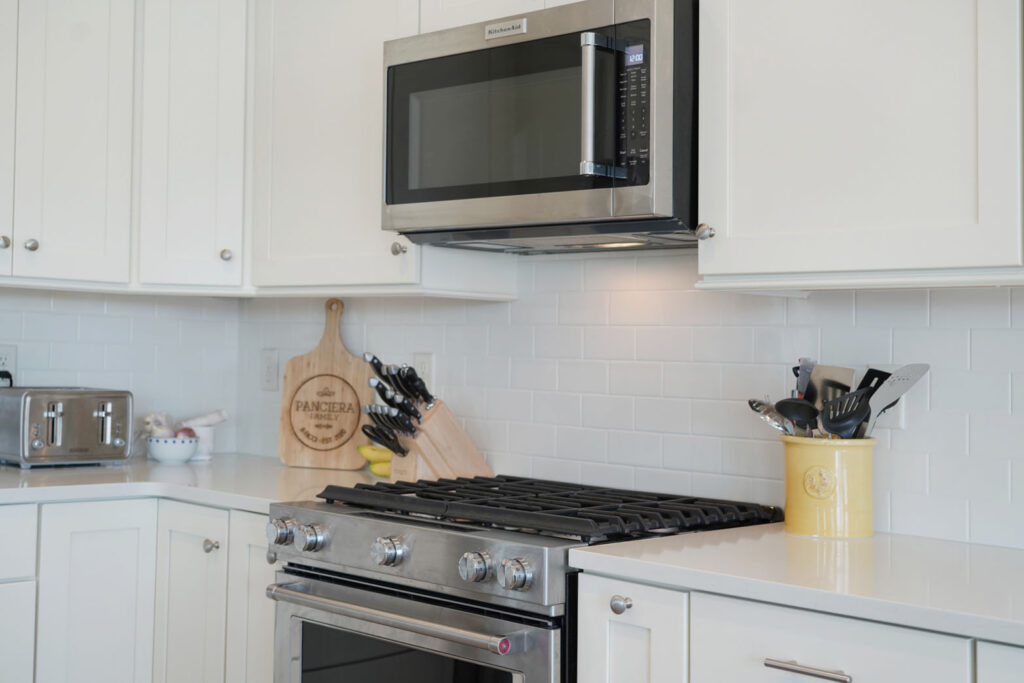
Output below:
[465,301,510,325]
[582,395,634,430]
[609,291,662,325]
[633,253,697,291]
[691,473,755,501]
[536,326,582,358]
[663,362,721,399]
[488,325,533,358]
[789,291,855,327]
[487,389,532,422]
[663,434,721,473]
[636,467,692,495]
[970,414,1024,460]
[754,327,819,363]
[440,387,487,419]
[79,315,132,344]
[23,312,78,341]
[820,327,892,367]
[855,290,928,328]
[721,439,784,478]
[508,422,556,456]
[558,360,608,394]
[931,370,1010,414]
[583,327,634,360]
[510,293,558,325]
[609,361,662,396]
[50,342,105,371]
[692,327,754,363]
[931,288,1011,329]
[661,291,723,326]
[584,255,637,291]
[721,294,787,326]
[532,457,582,483]
[465,356,509,387]
[512,358,557,390]
[535,260,582,292]
[891,492,969,542]
[720,364,787,402]
[555,426,607,461]
[635,397,691,434]
[893,329,970,369]
[0,310,22,338]
[580,463,635,489]
[971,330,1024,372]
[463,418,509,452]
[558,292,608,325]
[636,327,692,361]
[607,430,661,468]
[533,392,581,425]
[444,325,489,355]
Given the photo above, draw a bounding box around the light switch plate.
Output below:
[260,348,279,392]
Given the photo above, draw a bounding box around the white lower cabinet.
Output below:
[36,499,159,683]
[577,573,688,683]
[0,580,36,682]
[153,500,230,683]
[978,641,1024,683]
[225,509,278,683]
[689,592,972,683]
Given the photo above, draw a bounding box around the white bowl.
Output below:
[146,437,198,464]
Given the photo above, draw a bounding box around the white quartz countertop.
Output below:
[0,453,375,513]
[570,523,1024,647]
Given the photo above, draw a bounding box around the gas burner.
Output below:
[318,475,783,543]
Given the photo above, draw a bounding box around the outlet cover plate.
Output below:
[0,345,16,383]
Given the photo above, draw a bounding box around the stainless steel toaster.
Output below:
[0,388,133,468]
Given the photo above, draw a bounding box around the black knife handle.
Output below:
[364,354,394,389]
[369,378,399,407]
[393,393,422,423]
[361,424,407,457]
[401,366,435,406]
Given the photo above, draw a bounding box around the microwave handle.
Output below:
[580,32,626,180]
[268,582,526,656]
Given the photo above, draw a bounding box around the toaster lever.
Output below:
[93,402,114,445]
[43,402,64,447]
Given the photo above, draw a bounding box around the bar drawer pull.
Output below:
[763,658,852,682]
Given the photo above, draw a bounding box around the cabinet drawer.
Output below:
[0,504,37,579]
[690,593,971,683]
[977,641,1024,683]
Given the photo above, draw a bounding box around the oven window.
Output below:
[301,622,514,682]
[386,29,621,205]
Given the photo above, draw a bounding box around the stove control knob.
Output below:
[458,551,492,583]
[498,558,534,592]
[371,536,406,566]
[266,518,298,546]
[294,524,327,552]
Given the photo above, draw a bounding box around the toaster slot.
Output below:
[93,401,114,445]
[43,402,64,447]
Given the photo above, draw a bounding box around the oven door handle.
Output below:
[267,582,527,656]
[580,31,627,180]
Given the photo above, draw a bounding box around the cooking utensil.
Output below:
[774,398,818,433]
[796,358,815,399]
[748,399,798,436]
[808,365,855,410]
[863,363,929,436]
[820,387,872,439]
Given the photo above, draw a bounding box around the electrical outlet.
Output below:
[411,352,434,390]
[0,344,16,384]
[260,348,279,392]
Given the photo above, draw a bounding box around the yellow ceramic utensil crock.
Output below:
[782,435,875,538]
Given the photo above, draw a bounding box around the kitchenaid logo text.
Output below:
[485,18,527,40]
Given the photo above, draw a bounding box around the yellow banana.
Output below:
[358,445,393,464]
[369,462,391,477]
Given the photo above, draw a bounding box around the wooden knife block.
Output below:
[388,400,493,482]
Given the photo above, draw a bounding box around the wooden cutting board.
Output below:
[278,299,372,469]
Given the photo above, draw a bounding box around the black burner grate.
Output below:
[317,476,783,542]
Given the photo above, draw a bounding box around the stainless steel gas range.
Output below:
[266,476,782,682]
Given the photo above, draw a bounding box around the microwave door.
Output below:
[383,14,624,232]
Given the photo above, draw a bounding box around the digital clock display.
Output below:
[625,44,644,66]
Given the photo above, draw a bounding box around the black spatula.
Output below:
[820,388,872,439]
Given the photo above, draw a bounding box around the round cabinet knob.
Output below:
[220,248,233,261]
[695,223,716,241]
[202,539,220,553]
[370,536,406,566]
[497,558,534,592]
[458,551,492,583]
[294,524,327,552]
[23,239,39,251]
[390,242,408,256]
[609,595,633,615]
[266,517,298,545]
[0,235,9,249]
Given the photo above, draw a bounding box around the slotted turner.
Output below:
[863,363,930,436]
[821,387,872,439]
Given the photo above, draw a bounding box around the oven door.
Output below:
[382,0,667,233]
[268,571,562,682]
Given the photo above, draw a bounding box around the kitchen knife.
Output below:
[400,365,436,407]
[369,377,400,408]
[371,404,410,435]
[388,390,422,423]
[361,424,407,457]
[389,409,417,437]
[363,405,393,432]
[363,353,395,390]
[385,364,416,400]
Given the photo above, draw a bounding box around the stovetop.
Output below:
[318,475,783,543]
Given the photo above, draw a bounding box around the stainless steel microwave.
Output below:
[381,0,698,255]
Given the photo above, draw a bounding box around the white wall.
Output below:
[238,252,1024,550]
[0,289,240,452]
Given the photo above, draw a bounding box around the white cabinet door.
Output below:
[0,581,36,683]
[0,503,36,580]
[225,510,278,683]
[36,499,158,683]
[420,0,543,33]
[689,592,971,683]
[0,0,14,277]
[697,0,1022,277]
[577,573,688,683]
[978,641,1024,683]
[139,0,246,286]
[153,500,230,683]
[13,0,134,283]
[250,0,419,287]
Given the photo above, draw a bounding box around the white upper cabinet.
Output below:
[250,0,420,287]
[0,0,14,277]
[139,0,246,287]
[13,0,135,283]
[697,0,1022,281]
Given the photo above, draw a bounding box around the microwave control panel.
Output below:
[616,33,650,184]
